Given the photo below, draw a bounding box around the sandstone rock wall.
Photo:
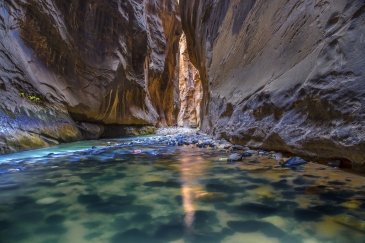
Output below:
[180,0,365,170]
[0,0,180,153]
[177,33,202,128]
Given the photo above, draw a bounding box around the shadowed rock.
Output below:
[310,204,346,216]
[180,0,365,171]
[281,157,307,168]
[111,229,154,243]
[45,214,66,225]
[235,203,278,217]
[227,153,243,162]
[154,222,185,242]
[294,209,322,221]
[0,0,181,153]
[227,220,286,238]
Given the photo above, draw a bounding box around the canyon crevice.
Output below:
[1,0,365,171]
[177,33,202,128]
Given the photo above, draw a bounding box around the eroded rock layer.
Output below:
[180,0,365,170]
[0,0,180,153]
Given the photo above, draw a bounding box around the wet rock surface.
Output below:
[1,0,365,170]
[281,157,308,169]
[0,0,181,153]
[227,153,243,162]
[180,0,365,171]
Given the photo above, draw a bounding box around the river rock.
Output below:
[228,153,243,162]
[281,157,307,168]
[242,151,253,158]
[232,145,248,151]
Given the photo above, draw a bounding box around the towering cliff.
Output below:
[0,0,181,153]
[2,0,365,171]
[180,0,365,170]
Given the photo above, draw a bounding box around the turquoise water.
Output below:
[0,136,365,243]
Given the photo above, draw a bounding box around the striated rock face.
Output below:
[180,0,365,170]
[177,33,202,128]
[0,0,180,153]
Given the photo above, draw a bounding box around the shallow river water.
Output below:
[0,135,365,243]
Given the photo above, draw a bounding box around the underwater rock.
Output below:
[111,229,151,243]
[293,208,322,222]
[228,153,243,162]
[310,204,346,216]
[45,214,66,225]
[242,151,254,158]
[154,222,185,241]
[36,197,58,205]
[227,220,286,238]
[281,157,307,168]
[235,203,277,217]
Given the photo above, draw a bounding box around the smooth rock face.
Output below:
[180,0,365,170]
[0,0,181,153]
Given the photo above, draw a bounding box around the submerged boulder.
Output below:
[227,153,243,162]
[281,157,308,168]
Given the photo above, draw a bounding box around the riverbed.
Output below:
[0,134,365,243]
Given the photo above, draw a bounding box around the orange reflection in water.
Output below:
[180,153,209,231]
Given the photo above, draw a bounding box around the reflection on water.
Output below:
[0,136,365,243]
[181,154,209,232]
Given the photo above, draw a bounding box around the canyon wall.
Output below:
[177,33,202,128]
[0,0,181,153]
[180,0,365,170]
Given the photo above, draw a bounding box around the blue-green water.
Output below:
[0,136,365,243]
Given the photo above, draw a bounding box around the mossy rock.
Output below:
[7,133,51,151]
